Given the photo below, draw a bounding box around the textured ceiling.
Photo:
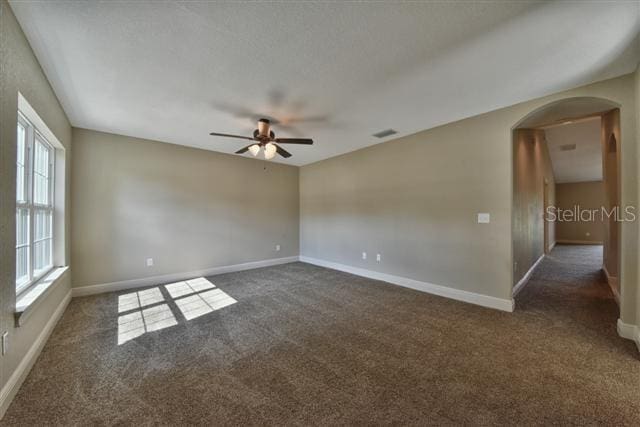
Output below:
[10,1,640,165]
[545,118,602,184]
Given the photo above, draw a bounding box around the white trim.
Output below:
[602,265,620,305]
[15,109,56,294]
[15,266,69,326]
[555,239,603,245]
[548,241,557,252]
[299,256,514,312]
[513,254,544,297]
[616,319,640,352]
[0,289,71,419]
[17,93,64,150]
[71,256,299,297]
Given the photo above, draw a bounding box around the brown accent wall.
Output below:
[512,129,556,285]
[555,181,605,244]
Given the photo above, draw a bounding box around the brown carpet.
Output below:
[2,245,638,425]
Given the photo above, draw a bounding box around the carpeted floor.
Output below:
[2,245,638,425]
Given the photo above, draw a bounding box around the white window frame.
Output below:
[16,111,55,295]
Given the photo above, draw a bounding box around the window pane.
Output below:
[16,122,26,202]
[34,209,53,276]
[34,239,52,275]
[33,138,50,205]
[34,209,52,241]
[16,246,29,285]
[16,208,29,246]
[16,205,30,285]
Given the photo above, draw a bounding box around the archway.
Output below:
[511,97,622,322]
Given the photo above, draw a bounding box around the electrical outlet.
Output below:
[376,253,381,262]
[276,244,280,252]
[2,331,8,356]
[362,252,367,260]
[146,258,154,267]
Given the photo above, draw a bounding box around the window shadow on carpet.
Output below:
[117,277,237,345]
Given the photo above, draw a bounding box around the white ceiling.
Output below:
[10,1,640,166]
[544,117,602,184]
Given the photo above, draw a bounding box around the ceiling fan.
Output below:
[209,118,313,160]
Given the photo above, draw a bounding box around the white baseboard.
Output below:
[555,239,603,245]
[602,265,620,305]
[0,289,71,419]
[617,319,640,352]
[72,256,299,297]
[548,241,557,252]
[299,256,514,312]
[513,254,544,297]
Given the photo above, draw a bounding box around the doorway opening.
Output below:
[511,97,622,324]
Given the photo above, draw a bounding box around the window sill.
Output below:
[15,266,69,327]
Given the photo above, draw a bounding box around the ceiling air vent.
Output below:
[559,144,576,151]
[372,129,397,138]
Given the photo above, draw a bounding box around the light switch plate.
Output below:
[477,213,490,223]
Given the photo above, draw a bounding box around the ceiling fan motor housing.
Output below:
[257,118,270,137]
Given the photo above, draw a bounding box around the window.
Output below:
[16,112,55,293]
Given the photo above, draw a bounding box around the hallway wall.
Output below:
[513,129,556,285]
[555,181,606,244]
[601,109,621,282]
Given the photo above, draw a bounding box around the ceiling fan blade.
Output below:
[235,145,253,154]
[274,144,292,158]
[274,138,313,145]
[209,132,255,141]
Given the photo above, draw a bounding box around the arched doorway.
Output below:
[511,97,622,324]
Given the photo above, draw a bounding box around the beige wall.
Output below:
[513,129,556,285]
[0,0,72,409]
[636,64,640,336]
[71,128,299,288]
[601,109,621,281]
[555,181,606,244]
[300,73,638,324]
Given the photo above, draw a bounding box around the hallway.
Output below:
[516,244,630,354]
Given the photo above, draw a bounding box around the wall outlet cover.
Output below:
[146,258,154,267]
[477,213,491,223]
[362,252,367,260]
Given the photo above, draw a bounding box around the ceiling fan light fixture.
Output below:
[264,142,277,160]
[248,144,260,156]
[209,118,312,160]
